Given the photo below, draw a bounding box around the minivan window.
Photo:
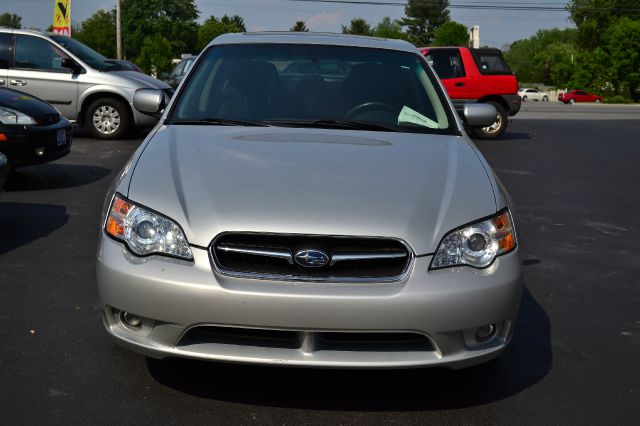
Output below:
[0,33,11,68]
[172,44,453,134]
[50,35,124,71]
[14,35,70,71]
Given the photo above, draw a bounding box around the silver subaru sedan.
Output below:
[97,32,522,369]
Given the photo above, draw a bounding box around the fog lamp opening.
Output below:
[475,324,497,342]
[121,312,142,329]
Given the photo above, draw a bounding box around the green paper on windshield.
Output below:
[398,106,440,129]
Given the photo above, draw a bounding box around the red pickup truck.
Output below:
[420,47,521,139]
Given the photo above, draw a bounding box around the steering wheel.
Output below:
[345,101,397,121]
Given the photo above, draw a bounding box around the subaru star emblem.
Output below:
[294,249,330,268]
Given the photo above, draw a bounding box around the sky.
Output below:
[0,0,574,49]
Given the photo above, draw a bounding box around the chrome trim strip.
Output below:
[329,251,407,266]
[216,243,293,265]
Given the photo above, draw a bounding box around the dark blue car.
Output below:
[0,87,72,169]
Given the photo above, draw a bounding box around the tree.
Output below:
[568,0,640,50]
[532,42,576,87]
[137,35,173,75]
[197,15,246,51]
[373,17,406,40]
[122,0,199,61]
[433,21,469,47]
[73,10,117,58]
[0,13,22,29]
[505,28,578,85]
[571,47,611,93]
[290,20,309,32]
[401,0,450,46]
[603,17,640,97]
[341,18,373,36]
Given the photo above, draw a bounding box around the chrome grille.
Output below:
[210,233,413,282]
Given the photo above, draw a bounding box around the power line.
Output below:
[283,0,640,12]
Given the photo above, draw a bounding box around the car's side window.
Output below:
[183,59,195,75]
[527,89,536,93]
[425,50,465,79]
[13,35,70,72]
[171,61,186,78]
[0,33,11,69]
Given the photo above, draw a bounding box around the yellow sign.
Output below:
[52,0,71,36]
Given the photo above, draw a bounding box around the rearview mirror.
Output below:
[463,104,498,127]
[133,89,166,116]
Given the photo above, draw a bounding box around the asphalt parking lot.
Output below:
[1,103,639,424]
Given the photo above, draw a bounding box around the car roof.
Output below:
[0,28,56,38]
[209,32,419,53]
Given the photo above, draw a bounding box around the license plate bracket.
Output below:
[56,129,67,147]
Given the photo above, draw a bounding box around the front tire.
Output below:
[595,99,601,103]
[569,98,576,104]
[86,98,131,140]
[522,95,528,101]
[542,95,548,101]
[472,101,507,140]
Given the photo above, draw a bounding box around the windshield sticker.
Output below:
[398,106,439,129]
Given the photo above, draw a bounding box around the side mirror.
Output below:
[133,89,166,116]
[463,103,498,127]
[61,58,83,73]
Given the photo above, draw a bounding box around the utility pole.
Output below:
[116,0,122,59]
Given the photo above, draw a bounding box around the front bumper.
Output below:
[97,236,523,369]
[0,120,72,168]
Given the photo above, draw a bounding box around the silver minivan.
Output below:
[0,29,171,139]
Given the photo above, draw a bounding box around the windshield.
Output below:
[171,44,453,134]
[50,35,125,71]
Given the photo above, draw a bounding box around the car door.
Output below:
[424,49,470,100]
[575,91,588,102]
[0,33,10,87]
[8,34,78,119]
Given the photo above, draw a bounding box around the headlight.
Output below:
[0,107,37,125]
[105,193,193,260]
[430,209,516,270]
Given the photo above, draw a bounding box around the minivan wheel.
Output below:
[472,101,507,140]
[86,98,131,140]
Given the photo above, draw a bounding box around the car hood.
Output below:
[102,70,170,90]
[0,87,58,118]
[127,126,497,255]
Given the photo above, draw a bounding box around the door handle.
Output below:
[454,82,465,87]
[10,79,27,87]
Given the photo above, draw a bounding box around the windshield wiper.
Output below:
[173,118,271,127]
[265,119,400,132]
